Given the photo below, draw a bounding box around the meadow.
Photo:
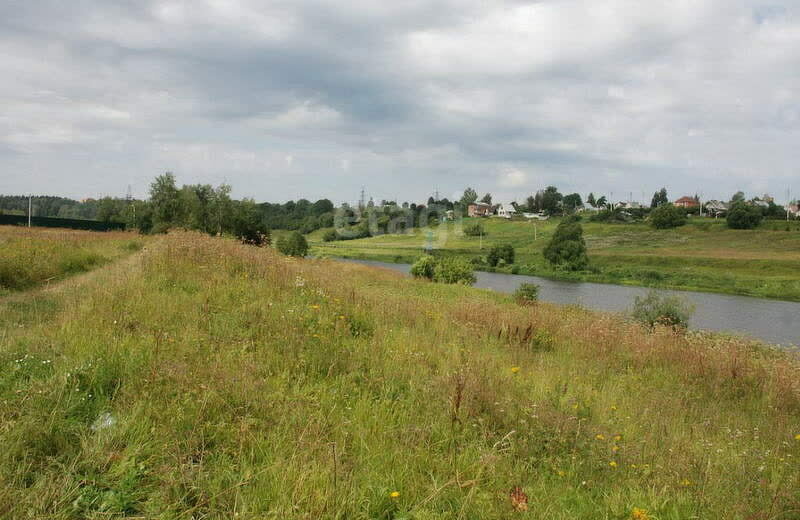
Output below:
[309,217,800,301]
[0,226,143,295]
[1,229,799,518]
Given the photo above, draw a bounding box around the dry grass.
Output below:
[0,231,798,519]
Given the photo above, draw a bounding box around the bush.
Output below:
[433,257,476,285]
[631,290,694,332]
[650,204,687,229]
[463,222,485,237]
[487,244,515,266]
[322,229,339,242]
[410,255,436,280]
[276,231,308,257]
[727,202,763,229]
[543,217,589,271]
[514,283,539,305]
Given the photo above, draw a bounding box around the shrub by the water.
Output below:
[631,290,694,332]
[514,282,540,305]
[650,204,687,229]
[433,257,476,285]
[487,244,515,267]
[410,255,437,280]
[411,255,475,285]
[276,231,308,257]
[543,217,589,271]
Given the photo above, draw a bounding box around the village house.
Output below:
[467,201,493,217]
[496,203,516,219]
[674,196,699,208]
[704,200,729,217]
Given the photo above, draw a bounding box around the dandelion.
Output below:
[511,366,520,374]
[389,491,400,499]
[609,461,617,468]
[631,508,650,520]
[795,434,800,441]
[614,434,622,442]
[338,315,346,320]
[612,446,620,453]
[309,304,320,310]
[610,405,617,411]
[680,478,692,487]
[595,434,605,441]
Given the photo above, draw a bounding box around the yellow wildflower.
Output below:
[613,434,622,442]
[557,470,566,477]
[795,433,800,441]
[612,445,620,453]
[610,405,618,411]
[338,315,346,320]
[609,461,618,468]
[631,508,649,520]
[309,304,320,310]
[572,404,579,410]
[595,434,605,441]
[389,491,400,499]
[511,366,520,374]
[680,478,692,487]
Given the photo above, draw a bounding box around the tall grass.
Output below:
[0,231,798,518]
[0,226,142,293]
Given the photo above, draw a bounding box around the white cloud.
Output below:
[1,0,799,202]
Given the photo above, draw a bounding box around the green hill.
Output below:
[1,230,798,518]
[310,217,800,301]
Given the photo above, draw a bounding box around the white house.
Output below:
[496,203,517,219]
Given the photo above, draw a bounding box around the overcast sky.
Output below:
[1,1,798,205]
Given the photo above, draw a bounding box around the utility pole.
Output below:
[28,194,32,227]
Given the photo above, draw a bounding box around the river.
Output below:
[338,258,800,347]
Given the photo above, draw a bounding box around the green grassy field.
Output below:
[309,217,800,301]
[0,226,144,296]
[1,230,799,518]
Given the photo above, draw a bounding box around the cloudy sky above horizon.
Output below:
[1,0,799,205]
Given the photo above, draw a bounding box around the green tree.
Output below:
[487,244,515,266]
[726,202,762,229]
[650,188,668,208]
[276,231,308,257]
[596,195,607,208]
[587,193,596,207]
[480,193,492,205]
[650,203,687,229]
[460,187,478,207]
[231,199,270,245]
[730,191,746,204]
[149,172,181,230]
[540,186,563,214]
[543,217,588,270]
[563,193,583,212]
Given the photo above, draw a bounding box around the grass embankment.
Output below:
[1,231,799,518]
[0,226,143,295]
[309,218,800,301]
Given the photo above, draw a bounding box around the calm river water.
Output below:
[339,258,800,347]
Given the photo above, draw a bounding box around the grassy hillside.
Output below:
[309,218,800,301]
[1,231,799,518]
[0,226,144,295]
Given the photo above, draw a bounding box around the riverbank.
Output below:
[2,231,800,518]
[309,217,800,301]
[337,258,800,347]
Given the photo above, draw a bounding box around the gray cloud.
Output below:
[1,0,799,204]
